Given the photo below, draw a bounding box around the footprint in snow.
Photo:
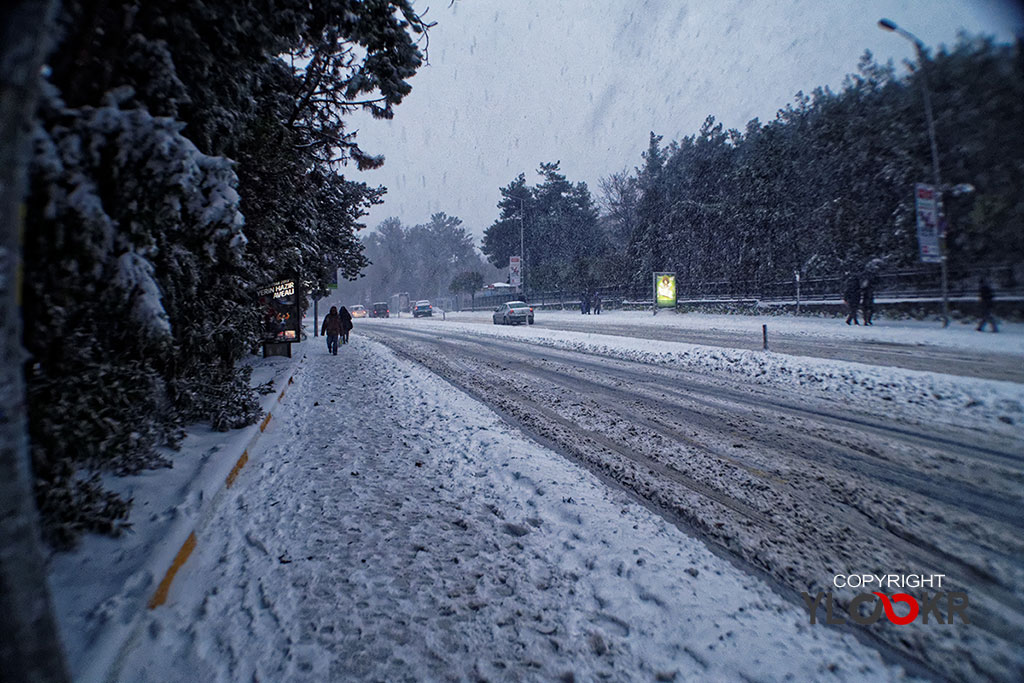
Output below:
[502,522,530,537]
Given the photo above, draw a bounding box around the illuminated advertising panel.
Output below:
[258,279,301,342]
[654,272,676,308]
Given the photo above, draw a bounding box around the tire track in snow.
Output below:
[363,324,1024,683]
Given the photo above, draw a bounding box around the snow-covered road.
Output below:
[115,336,913,682]
[354,316,1024,681]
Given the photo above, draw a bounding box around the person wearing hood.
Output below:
[860,275,875,326]
[321,306,342,354]
[339,305,354,343]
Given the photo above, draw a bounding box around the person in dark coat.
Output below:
[843,274,861,325]
[860,276,875,326]
[977,278,998,332]
[321,305,342,354]
[581,291,589,314]
[339,305,354,343]
[593,292,602,315]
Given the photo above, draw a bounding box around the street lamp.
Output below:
[518,197,527,301]
[878,18,951,326]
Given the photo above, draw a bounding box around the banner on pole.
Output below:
[327,267,339,290]
[654,272,677,308]
[914,184,942,263]
[509,256,522,288]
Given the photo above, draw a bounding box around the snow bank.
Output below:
[446,309,1024,356]
[47,353,301,681]
[393,315,1024,439]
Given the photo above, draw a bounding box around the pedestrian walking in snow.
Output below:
[860,276,875,326]
[581,292,589,314]
[843,274,861,325]
[593,292,602,314]
[339,305,353,343]
[321,305,342,354]
[977,278,998,332]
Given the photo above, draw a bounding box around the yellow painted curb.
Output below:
[225,451,249,489]
[144,366,297,614]
[148,532,197,609]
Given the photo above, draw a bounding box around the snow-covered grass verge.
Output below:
[47,351,301,681]
[444,309,1024,356]
[382,316,1024,440]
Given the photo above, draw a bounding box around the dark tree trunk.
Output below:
[0,1,71,681]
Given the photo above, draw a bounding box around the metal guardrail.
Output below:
[467,265,1022,311]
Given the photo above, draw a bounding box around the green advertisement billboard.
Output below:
[654,272,676,309]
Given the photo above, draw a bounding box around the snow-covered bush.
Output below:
[24,1,429,546]
[24,85,252,546]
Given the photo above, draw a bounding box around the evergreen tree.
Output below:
[623,35,1023,292]
[449,270,485,308]
[483,163,601,292]
[24,1,430,545]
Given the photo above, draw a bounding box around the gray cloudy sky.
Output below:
[350,0,1023,239]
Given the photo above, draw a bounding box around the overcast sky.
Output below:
[349,0,1024,240]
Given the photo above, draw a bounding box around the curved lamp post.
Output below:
[878,18,950,326]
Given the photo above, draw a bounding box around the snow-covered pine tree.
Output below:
[25,1,429,545]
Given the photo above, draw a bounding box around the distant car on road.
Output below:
[371,302,389,318]
[350,305,368,318]
[412,300,433,318]
[493,301,534,325]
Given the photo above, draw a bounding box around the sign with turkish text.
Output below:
[914,184,942,264]
[258,278,301,342]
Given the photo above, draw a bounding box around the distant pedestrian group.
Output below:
[843,274,874,326]
[842,273,999,332]
[321,305,353,354]
[580,291,602,315]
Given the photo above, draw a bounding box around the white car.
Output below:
[492,301,534,325]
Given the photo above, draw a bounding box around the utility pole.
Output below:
[795,271,801,315]
[879,18,950,327]
[519,197,526,301]
[0,1,71,681]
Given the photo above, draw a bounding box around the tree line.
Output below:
[481,34,1023,295]
[337,212,499,307]
[20,1,429,546]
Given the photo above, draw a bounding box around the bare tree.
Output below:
[0,1,71,680]
[598,169,639,247]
